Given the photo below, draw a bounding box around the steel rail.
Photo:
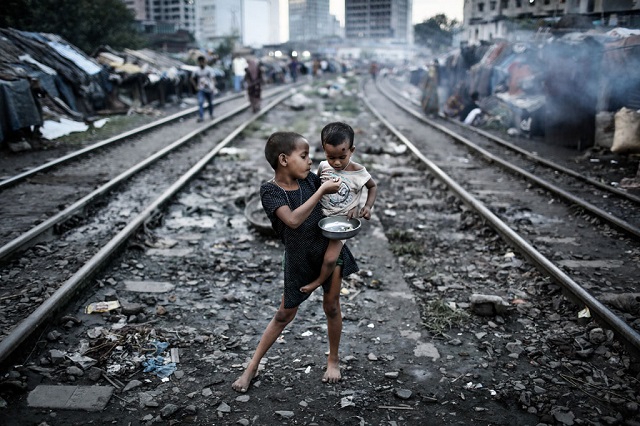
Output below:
[0,86,294,191]
[0,89,295,366]
[0,85,300,263]
[376,80,640,241]
[381,78,640,206]
[362,83,640,359]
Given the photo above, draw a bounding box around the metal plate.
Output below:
[318,216,362,240]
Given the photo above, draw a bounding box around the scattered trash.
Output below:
[142,341,177,379]
[67,353,97,369]
[40,118,89,140]
[85,301,121,314]
[340,395,355,408]
[578,307,591,318]
[465,382,483,390]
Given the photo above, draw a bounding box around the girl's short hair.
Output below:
[321,122,354,148]
[265,132,304,170]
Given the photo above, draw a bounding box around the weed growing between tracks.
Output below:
[421,299,470,337]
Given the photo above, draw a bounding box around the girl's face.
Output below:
[323,139,355,171]
[283,138,312,179]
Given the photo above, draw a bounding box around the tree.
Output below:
[414,14,459,52]
[215,36,236,62]
[0,0,144,54]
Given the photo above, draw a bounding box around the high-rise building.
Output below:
[463,0,640,43]
[289,0,332,42]
[194,0,217,48]
[121,0,281,48]
[345,0,413,43]
[245,0,281,46]
[146,0,196,32]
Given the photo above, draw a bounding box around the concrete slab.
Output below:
[122,280,175,293]
[27,385,113,411]
[146,248,193,257]
[535,236,580,246]
[557,259,623,269]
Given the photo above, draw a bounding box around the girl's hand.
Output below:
[320,176,341,194]
[359,206,372,220]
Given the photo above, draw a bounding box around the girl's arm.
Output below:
[359,178,378,220]
[275,178,340,229]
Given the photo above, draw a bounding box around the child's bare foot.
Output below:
[322,358,341,383]
[232,368,257,393]
[300,281,321,294]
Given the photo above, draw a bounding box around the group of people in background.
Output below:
[192,54,264,121]
[193,51,353,120]
[193,52,482,127]
[420,59,482,125]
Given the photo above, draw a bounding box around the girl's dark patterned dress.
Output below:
[260,173,359,308]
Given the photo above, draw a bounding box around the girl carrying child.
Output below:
[232,131,359,393]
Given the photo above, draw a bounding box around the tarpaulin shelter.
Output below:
[468,41,512,97]
[541,34,603,149]
[0,28,111,144]
[600,33,640,111]
[94,46,191,109]
[1,28,109,113]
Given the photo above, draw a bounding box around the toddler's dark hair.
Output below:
[321,122,354,148]
[265,131,305,170]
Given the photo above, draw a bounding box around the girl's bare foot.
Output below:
[322,359,341,383]
[232,368,257,393]
[300,281,321,294]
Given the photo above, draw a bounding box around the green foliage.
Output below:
[421,299,469,336]
[387,229,415,242]
[216,37,236,61]
[414,14,459,52]
[0,0,144,54]
[390,241,423,256]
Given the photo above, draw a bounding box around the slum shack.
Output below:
[0,27,202,149]
[597,32,640,155]
[94,46,191,111]
[541,34,603,149]
[0,28,110,148]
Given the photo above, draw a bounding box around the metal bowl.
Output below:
[244,192,276,236]
[318,216,362,240]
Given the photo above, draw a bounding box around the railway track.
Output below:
[362,77,640,357]
[379,78,640,240]
[1,75,638,425]
[0,92,249,191]
[0,87,298,364]
[0,84,297,260]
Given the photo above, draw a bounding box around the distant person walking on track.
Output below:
[300,122,377,295]
[289,57,299,83]
[232,55,248,93]
[312,58,321,78]
[191,55,217,122]
[232,132,359,393]
[369,61,378,82]
[245,58,262,113]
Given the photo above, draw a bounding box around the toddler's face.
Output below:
[323,139,354,171]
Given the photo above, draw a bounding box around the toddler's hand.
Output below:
[359,206,372,220]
